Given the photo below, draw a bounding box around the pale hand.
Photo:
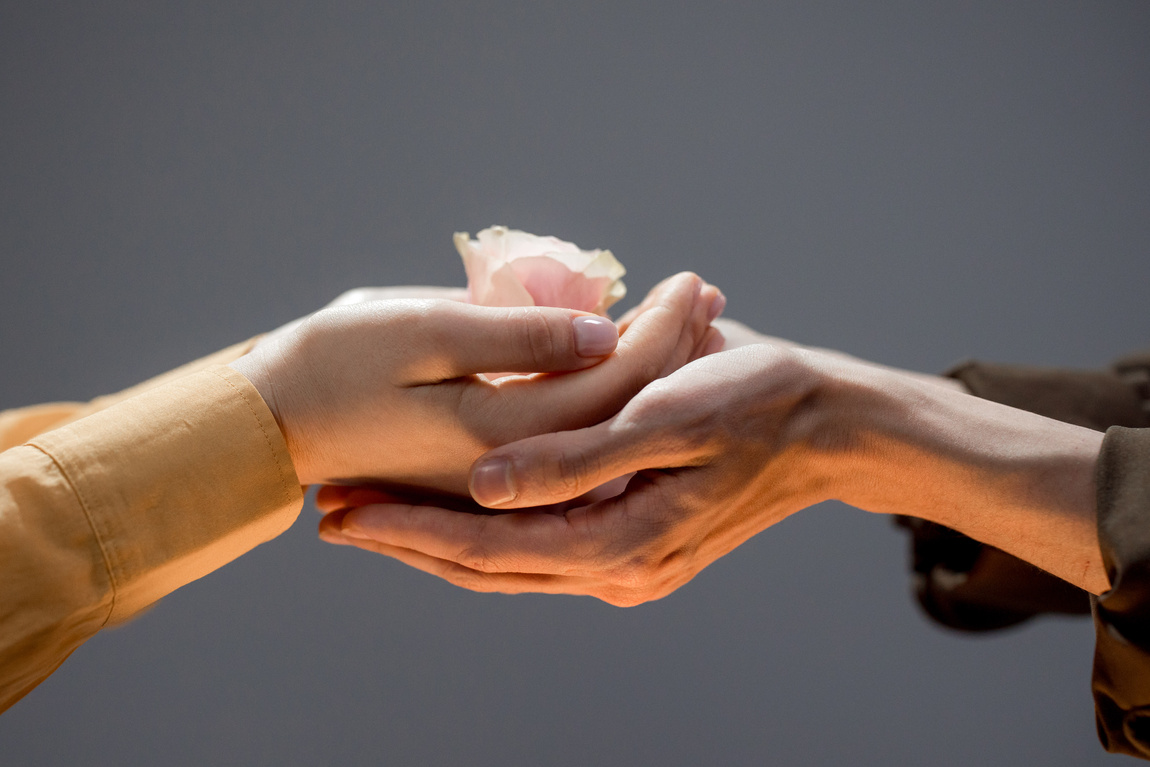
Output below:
[231,272,723,491]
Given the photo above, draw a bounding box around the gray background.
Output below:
[1,2,1147,765]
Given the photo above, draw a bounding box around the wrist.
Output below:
[228,355,280,424]
[782,353,895,508]
[229,350,320,485]
[756,348,865,511]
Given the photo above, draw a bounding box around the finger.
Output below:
[315,484,487,514]
[675,283,721,372]
[316,485,354,512]
[321,526,594,595]
[480,273,705,436]
[617,275,721,381]
[707,288,726,323]
[329,482,696,606]
[315,485,413,513]
[615,275,716,337]
[614,273,680,334]
[411,302,620,379]
[618,275,724,336]
[469,416,693,508]
[337,502,588,575]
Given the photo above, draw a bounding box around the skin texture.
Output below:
[254,286,471,349]
[230,273,724,492]
[319,319,1108,603]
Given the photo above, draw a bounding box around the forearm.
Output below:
[806,355,1108,594]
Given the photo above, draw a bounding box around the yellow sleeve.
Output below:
[0,365,303,713]
[0,338,258,451]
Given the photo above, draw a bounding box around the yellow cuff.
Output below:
[29,365,303,623]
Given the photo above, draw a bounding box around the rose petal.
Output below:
[455,226,626,314]
[478,262,536,307]
[509,256,613,313]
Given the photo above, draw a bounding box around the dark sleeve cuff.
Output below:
[896,355,1150,633]
[947,359,1149,431]
[1093,426,1150,758]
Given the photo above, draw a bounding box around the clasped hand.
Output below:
[231,274,723,493]
[317,318,1109,601]
[315,339,828,605]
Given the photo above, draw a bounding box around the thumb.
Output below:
[468,418,673,508]
[421,302,620,378]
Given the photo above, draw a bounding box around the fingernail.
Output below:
[572,316,618,357]
[470,458,517,506]
[707,292,727,322]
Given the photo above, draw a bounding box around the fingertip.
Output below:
[678,271,704,298]
[318,509,350,542]
[695,284,719,318]
[651,272,704,321]
[338,505,386,540]
[314,485,349,513]
[656,271,701,304]
[617,272,702,338]
[707,291,727,323]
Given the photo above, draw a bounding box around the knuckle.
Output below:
[549,449,598,498]
[443,563,492,592]
[602,554,687,607]
[601,587,649,608]
[522,310,559,368]
[621,345,672,393]
[457,543,494,573]
[657,547,691,578]
[623,382,673,421]
[454,515,499,573]
[639,357,664,385]
[610,553,658,593]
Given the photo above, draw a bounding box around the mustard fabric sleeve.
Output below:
[0,364,303,713]
[0,338,258,452]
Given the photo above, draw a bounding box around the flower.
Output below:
[454,226,626,315]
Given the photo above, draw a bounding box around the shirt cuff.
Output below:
[28,365,303,624]
[1092,426,1150,757]
[946,360,1149,430]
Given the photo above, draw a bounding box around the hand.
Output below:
[256,286,469,348]
[322,338,1108,602]
[230,272,723,490]
[316,344,823,603]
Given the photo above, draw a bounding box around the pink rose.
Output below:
[455,226,626,315]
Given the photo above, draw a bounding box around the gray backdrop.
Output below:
[2,2,1147,765]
